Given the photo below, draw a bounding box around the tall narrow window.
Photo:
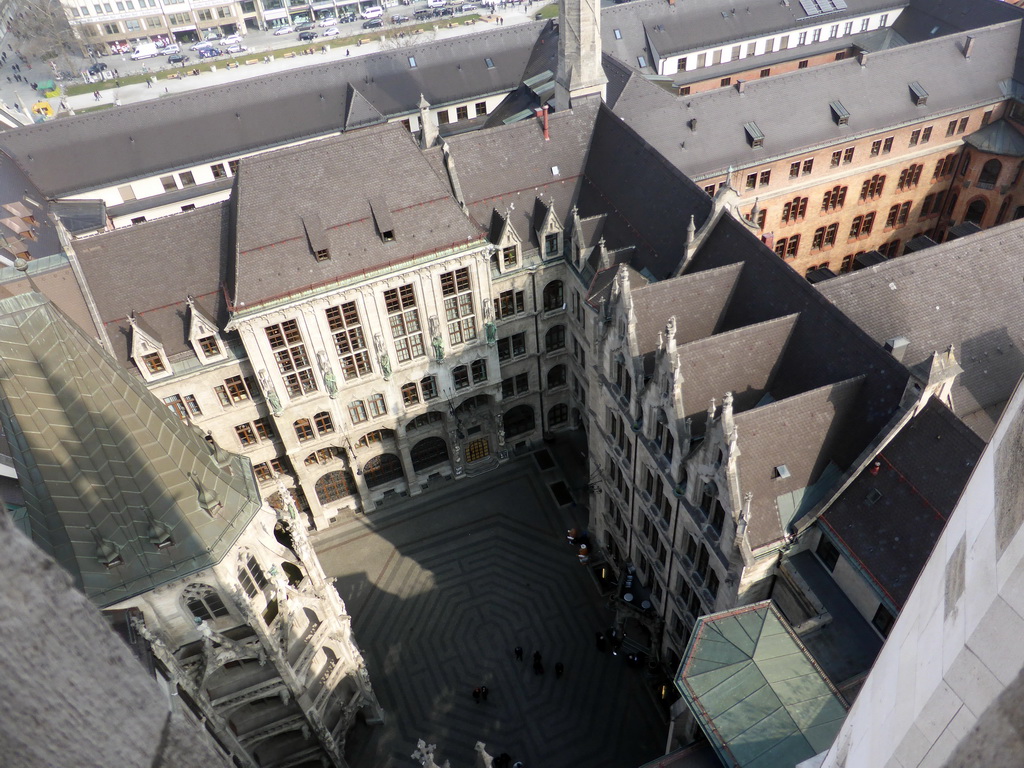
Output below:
[326,302,371,380]
[265,320,317,397]
[440,267,476,346]
[384,284,425,362]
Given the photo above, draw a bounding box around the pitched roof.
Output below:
[0,22,547,197]
[817,217,1024,439]
[964,117,1024,156]
[676,601,849,768]
[819,398,984,610]
[735,376,866,548]
[72,202,231,367]
[0,292,262,607]
[610,20,1019,180]
[232,121,483,308]
[631,263,743,353]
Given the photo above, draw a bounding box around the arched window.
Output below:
[363,453,404,488]
[315,469,356,504]
[401,382,420,406]
[355,429,395,447]
[543,280,564,312]
[965,198,988,226]
[314,411,334,435]
[453,365,470,390]
[183,584,230,621]
[545,325,566,351]
[238,553,268,599]
[407,412,444,431]
[979,158,1002,188]
[410,436,449,472]
[504,404,535,437]
[548,403,568,426]
[294,418,315,442]
[304,447,343,466]
[547,364,567,389]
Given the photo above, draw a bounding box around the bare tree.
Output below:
[8,0,86,70]
[377,26,437,50]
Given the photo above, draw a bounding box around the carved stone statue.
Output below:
[374,334,392,379]
[259,369,283,415]
[317,351,338,398]
[429,316,444,362]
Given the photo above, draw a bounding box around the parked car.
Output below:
[168,53,189,64]
[295,21,315,31]
[391,14,410,22]
[197,47,222,58]
[272,24,293,35]
[414,8,434,18]
[338,11,356,22]
[317,16,337,26]
[427,0,446,7]
[360,5,384,18]
[88,62,108,74]
[221,34,242,45]
[322,26,340,37]
[225,43,247,53]
[191,40,216,50]
[298,30,318,40]
[161,43,180,55]
[460,3,477,10]
[361,17,383,28]
[202,32,222,41]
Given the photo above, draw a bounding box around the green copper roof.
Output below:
[676,601,848,768]
[0,292,263,608]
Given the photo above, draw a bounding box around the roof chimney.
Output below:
[535,105,550,141]
[964,35,975,59]
[857,50,869,66]
[735,79,745,93]
[884,336,910,362]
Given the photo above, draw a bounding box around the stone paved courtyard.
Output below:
[311,453,667,768]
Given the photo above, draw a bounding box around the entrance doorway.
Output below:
[465,438,491,463]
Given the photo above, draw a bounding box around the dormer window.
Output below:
[314,247,330,261]
[503,245,518,268]
[545,232,559,256]
[198,335,220,358]
[744,121,765,149]
[142,352,165,374]
[369,196,396,243]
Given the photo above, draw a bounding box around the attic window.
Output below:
[830,100,850,125]
[614,28,622,39]
[909,81,928,106]
[314,248,330,261]
[369,196,396,243]
[773,465,791,479]
[408,55,417,68]
[637,55,648,68]
[551,165,560,176]
[141,352,165,374]
[485,57,494,69]
[744,121,765,148]
[302,213,330,262]
[865,488,883,505]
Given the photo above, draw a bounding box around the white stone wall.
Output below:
[810,377,1024,768]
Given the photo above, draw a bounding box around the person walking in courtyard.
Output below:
[514,646,523,661]
[533,650,542,664]
[473,687,481,703]
[533,658,544,675]
[555,662,564,678]
[480,685,488,702]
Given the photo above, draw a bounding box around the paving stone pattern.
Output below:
[313,459,666,768]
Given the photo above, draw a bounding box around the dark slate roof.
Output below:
[601,0,905,75]
[817,218,1024,440]
[232,121,483,308]
[0,292,262,607]
[735,376,866,549]
[819,398,984,610]
[892,0,1023,45]
[631,263,743,353]
[73,202,231,368]
[0,22,547,197]
[687,214,910,463]
[445,96,600,249]
[964,117,1024,156]
[676,313,799,428]
[578,105,714,279]
[610,20,1019,180]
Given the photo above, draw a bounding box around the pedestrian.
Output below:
[555,662,564,678]
[146,77,152,88]
[533,659,544,675]
[472,687,481,703]
[533,650,542,664]
[480,685,488,702]
[514,646,523,661]
[115,80,120,88]
[93,90,100,100]
[346,48,350,56]
[113,68,119,77]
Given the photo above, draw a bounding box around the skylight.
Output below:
[408,56,417,68]
[613,28,622,39]
[485,57,494,69]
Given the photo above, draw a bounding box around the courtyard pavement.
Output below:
[311,451,667,768]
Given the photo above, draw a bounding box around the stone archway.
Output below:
[504,404,535,438]
[410,436,449,472]
[362,453,404,488]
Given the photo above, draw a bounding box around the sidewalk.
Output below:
[39,5,541,116]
